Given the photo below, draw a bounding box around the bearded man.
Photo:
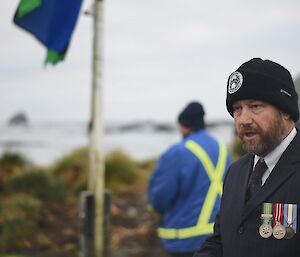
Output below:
[193,58,300,257]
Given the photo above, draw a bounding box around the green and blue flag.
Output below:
[13,0,83,65]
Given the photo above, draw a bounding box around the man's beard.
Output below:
[238,115,285,156]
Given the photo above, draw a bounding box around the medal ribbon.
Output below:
[293,205,297,233]
[262,203,273,224]
[273,203,284,226]
[284,204,297,233]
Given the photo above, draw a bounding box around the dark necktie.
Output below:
[246,158,268,201]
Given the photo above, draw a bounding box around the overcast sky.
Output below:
[1,0,300,123]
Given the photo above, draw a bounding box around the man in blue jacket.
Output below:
[148,101,231,257]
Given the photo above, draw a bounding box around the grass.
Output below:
[0,148,155,256]
[0,140,242,256]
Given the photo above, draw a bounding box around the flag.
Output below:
[13,0,83,65]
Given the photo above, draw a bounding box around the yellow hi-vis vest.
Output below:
[157,139,228,239]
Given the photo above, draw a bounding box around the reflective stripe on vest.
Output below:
[157,140,227,239]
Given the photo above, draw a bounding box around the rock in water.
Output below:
[8,112,29,126]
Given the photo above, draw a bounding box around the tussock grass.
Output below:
[0,148,156,256]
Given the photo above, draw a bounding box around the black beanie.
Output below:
[226,58,299,122]
[178,102,205,130]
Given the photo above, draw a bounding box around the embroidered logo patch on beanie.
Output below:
[228,71,243,94]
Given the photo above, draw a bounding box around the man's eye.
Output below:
[233,105,241,111]
[232,106,241,115]
[251,104,263,111]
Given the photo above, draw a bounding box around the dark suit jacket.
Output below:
[194,132,300,257]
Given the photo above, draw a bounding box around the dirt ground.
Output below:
[109,186,169,257]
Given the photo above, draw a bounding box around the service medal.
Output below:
[273,203,286,240]
[273,223,286,239]
[259,203,273,239]
[284,203,297,239]
[259,223,273,238]
[285,226,295,239]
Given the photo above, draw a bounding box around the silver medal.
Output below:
[273,224,286,239]
[259,223,273,238]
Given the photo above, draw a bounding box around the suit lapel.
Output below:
[231,154,254,225]
[238,155,254,204]
[241,132,300,223]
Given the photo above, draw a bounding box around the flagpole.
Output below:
[88,0,105,256]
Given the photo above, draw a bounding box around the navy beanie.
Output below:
[178,102,205,130]
[226,58,299,122]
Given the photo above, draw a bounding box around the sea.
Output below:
[0,120,234,167]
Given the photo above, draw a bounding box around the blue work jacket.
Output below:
[148,129,231,253]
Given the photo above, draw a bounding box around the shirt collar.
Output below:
[254,127,297,172]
